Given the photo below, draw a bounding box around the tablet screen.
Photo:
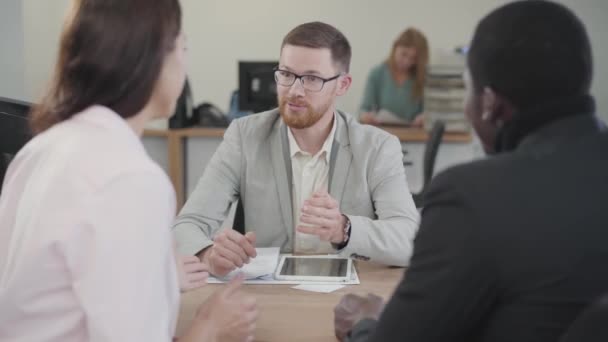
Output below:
[279,257,349,277]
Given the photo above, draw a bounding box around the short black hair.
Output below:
[467,0,593,109]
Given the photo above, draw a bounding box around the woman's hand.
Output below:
[360,112,379,125]
[412,112,427,127]
[177,255,209,292]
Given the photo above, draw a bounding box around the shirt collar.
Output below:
[287,112,337,163]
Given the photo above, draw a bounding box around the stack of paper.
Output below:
[376,109,409,125]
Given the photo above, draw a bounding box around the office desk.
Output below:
[143,127,472,209]
[176,262,404,341]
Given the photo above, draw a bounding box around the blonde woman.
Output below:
[360,28,429,126]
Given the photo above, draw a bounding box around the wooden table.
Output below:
[143,126,471,209]
[176,262,405,341]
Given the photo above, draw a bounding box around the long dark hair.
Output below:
[30,0,182,134]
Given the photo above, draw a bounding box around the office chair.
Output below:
[560,293,608,342]
[0,99,32,192]
[404,120,445,208]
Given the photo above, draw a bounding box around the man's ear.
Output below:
[335,73,352,96]
[481,87,513,126]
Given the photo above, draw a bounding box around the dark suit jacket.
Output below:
[349,113,608,342]
[560,294,608,342]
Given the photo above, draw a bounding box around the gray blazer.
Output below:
[173,109,419,266]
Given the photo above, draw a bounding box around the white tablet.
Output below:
[274,255,352,282]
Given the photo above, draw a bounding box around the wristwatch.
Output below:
[342,214,352,243]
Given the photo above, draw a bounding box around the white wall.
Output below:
[0,0,26,100]
[180,0,608,120]
[11,0,608,120]
[21,0,71,101]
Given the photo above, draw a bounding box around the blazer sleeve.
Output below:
[337,135,419,266]
[351,170,499,341]
[172,120,243,255]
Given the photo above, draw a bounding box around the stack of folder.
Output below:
[424,65,470,132]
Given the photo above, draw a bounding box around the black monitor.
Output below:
[0,97,32,191]
[238,61,278,113]
[0,97,31,155]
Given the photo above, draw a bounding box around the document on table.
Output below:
[376,109,409,125]
[206,250,361,285]
[207,247,280,282]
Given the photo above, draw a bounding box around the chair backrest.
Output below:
[0,98,31,155]
[422,120,445,188]
[0,98,32,192]
[560,293,608,342]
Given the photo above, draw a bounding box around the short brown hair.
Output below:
[30,0,182,134]
[281,21,351,73]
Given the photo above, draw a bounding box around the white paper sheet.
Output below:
[210,247,280,281]
[375,109,409,125]
[291,284,346,293]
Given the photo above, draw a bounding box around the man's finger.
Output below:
[301,205,335,220]
[312,190,329,198]
[219,237,249,264]
[296,225,327,237]
[227,230,256,258]
[311,191,339,209]
[215,244,246,267]
[306,196,337,209]
[211,252,238,271]
[245,231,257,250]
[300,214,333,228]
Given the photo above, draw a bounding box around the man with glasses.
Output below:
[173,22,419,278]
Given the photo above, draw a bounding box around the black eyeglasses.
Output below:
[273,68,341,92]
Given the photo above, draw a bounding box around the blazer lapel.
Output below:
[270,120,294,244]
[328,111,353,205]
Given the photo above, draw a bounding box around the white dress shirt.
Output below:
[0,106,179,341]
[288,114,337,254]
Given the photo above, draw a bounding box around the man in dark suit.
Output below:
[334,1,608,341]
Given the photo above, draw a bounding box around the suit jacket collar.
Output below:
[495,94,597,152]
[517,113,605,153]
[328,110,353,203]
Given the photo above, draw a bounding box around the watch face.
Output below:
[343,217,351,242]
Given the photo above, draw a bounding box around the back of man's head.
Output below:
[467,0,593,110]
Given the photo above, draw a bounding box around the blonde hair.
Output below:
[387,27,429,101]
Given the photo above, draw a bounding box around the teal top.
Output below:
[360,62,423,122]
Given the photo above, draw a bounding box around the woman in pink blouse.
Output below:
[0,0,257,341]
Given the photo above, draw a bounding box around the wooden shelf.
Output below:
[142,129,171,137]
[173,127,226,138]
[378,126,472,143]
